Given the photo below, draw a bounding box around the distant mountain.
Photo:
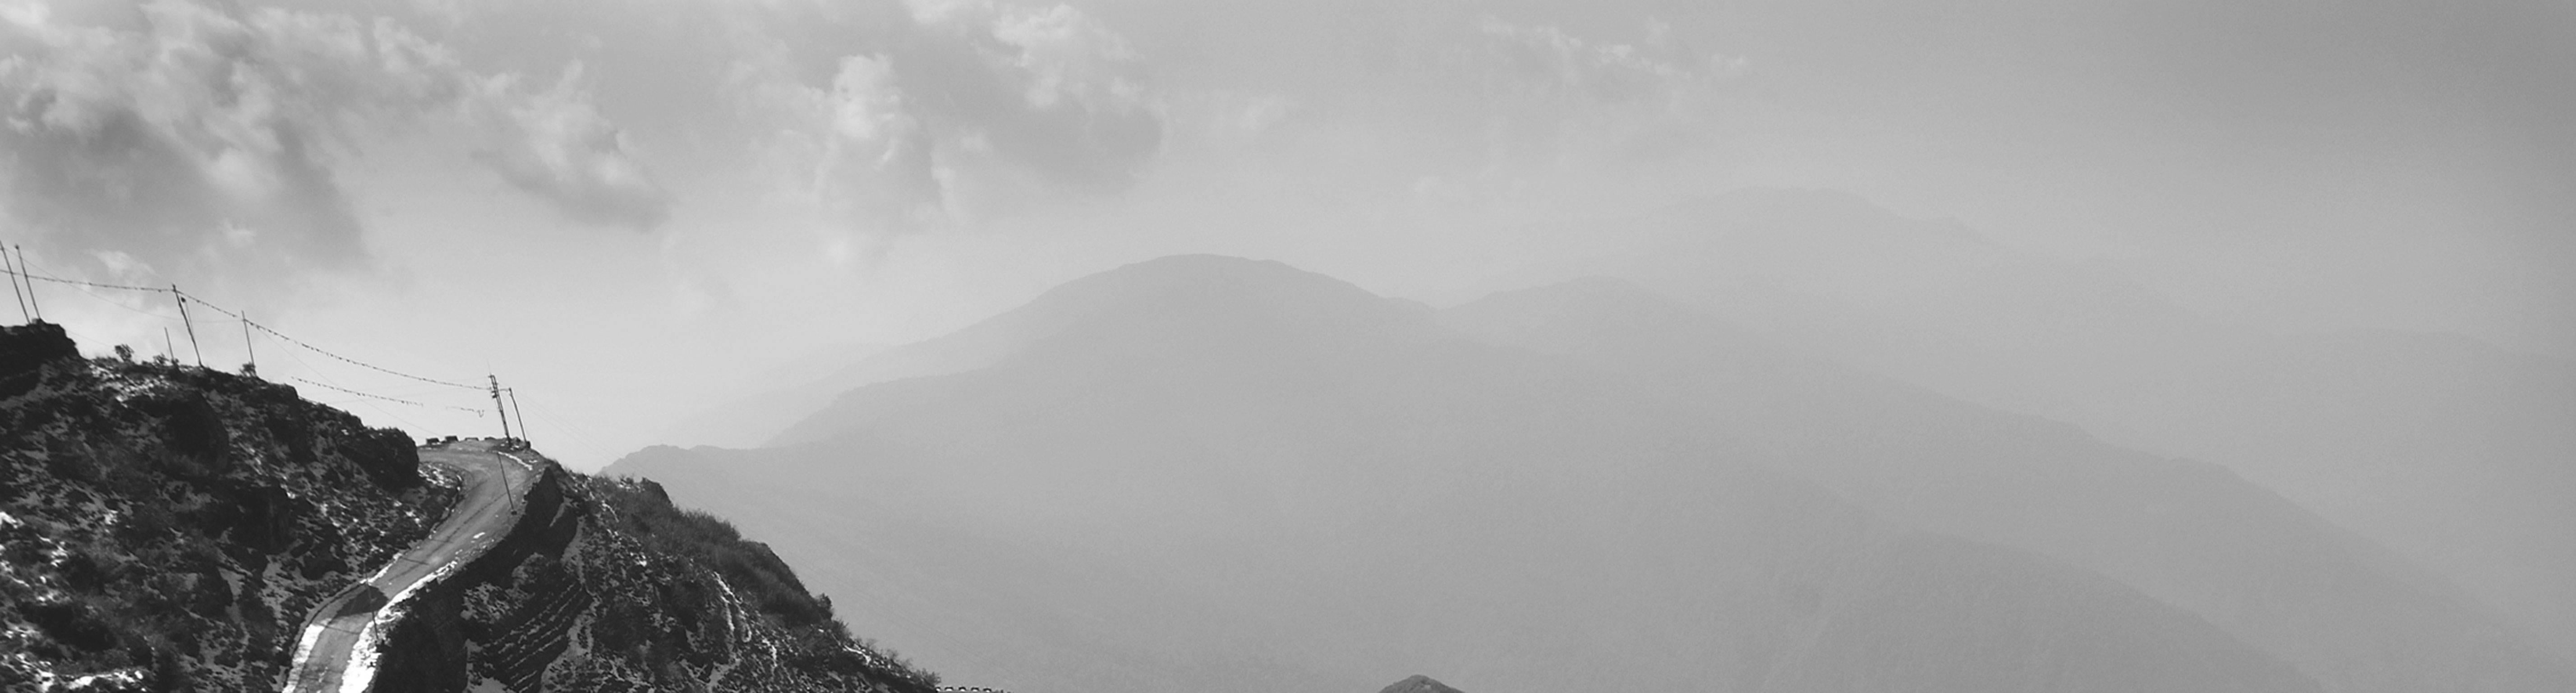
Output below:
[1380,675,1465,693]
[654,340,889,448]
[612,255,2354,693]
[1498,189,2576,656]
[1441,278,2571,692]
[0,322,938,692]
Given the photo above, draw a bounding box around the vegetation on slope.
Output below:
[0,322,454,691]
[566,475,943,689]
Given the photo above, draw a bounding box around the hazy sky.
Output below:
[5,0,2568,467]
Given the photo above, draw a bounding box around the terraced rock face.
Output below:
[390,469,942,693]
[0,322,453,691]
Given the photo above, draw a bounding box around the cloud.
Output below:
[0,0,669,290]
[1388,15,1748,205]
[813,54,943,234]
[1472,16,1747,108]
[470,66,673,231]
[733,0,1165,240]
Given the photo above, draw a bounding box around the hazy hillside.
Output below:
[1501,189,2576,654]
[1441,278,2572,692]
[1379,675,1465,693]
[654,341,889,449]
[613,255,2336,693]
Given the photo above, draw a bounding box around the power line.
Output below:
[178,291,482,390]
[1,265,478,391]
[275,346,437,434]
[0,264,174,294]
[287,376,488,414]
[519,398,613,462]
[1,262,539,440]
[58,284,182,320]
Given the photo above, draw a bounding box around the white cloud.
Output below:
[0,0,672,292]
[470,66,673,231]
[729,0,1166,242]
[987,4,1144,111]
[1470,15,1745,110]
[813,54,945,234]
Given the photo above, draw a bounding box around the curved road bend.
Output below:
[282,439,536,693]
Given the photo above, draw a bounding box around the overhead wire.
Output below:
[55,282,182,320]
[3,262,548,444]
[274,340,438,434]
[516,396,620,466]
[1,265,175,293]
[289,376,488,414]
[176,291,484,391]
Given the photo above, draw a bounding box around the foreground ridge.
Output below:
[1,322,944,692]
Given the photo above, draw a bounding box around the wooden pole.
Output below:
[173,285,203,367]
[15,245,41,321]
[242,312,257,376]
[488,374,513,441]
[506,388,529,447]
[3,245,27,322]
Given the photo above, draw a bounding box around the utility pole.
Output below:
[15,245,40,321]
[488,374,513,442]
[4,245,27,323]
[172,285,203,367]
[241,312,257,375]
[162,328,174,361]
[505,388,529,447]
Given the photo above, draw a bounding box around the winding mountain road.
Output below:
[281,439,535,693]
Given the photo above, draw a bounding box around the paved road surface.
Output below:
[281,439,535,693]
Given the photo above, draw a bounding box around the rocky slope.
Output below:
[376,460,941,693]
[1,322,448,691]
[1,321,940,692]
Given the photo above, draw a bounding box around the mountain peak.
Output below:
[994,254,1432,351]
[1378,675,1465,693]
[1047,254,1386,307]
[1643,187,2000,260]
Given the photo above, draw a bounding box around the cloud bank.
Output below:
[0,0,669,287]
[733,0,1164,241]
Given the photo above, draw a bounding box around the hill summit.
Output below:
[1378,675,1465,693]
